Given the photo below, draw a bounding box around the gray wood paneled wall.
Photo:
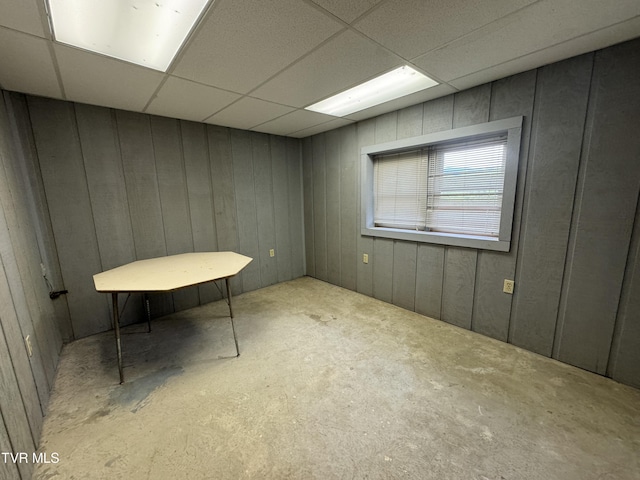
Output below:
[302,38,640,389]
[0,90,304,475]
[0,93,66,480]
[21,96,304,340]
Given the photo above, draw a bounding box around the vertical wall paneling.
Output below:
[0,263,35,480]
[0,103,53,452]
[286,137,304,279]
[509,56,593,355]
[356,119,375,297]
[439,86,491,329]
[422,95,454,133]
[3,93,72,343]
[75,104,142,325]
[76,105,136,271]
[181,120,220,303]
[374,111,398,142]
[441,247,477,329]
[452,84,491,128]
[0,223,44,441]
[207,125,235,252]
[339,124,358,291]
[372,228,393,304]
[0,414,19,480]
[608,196,640,388]
[0,93,64,443]
[251,132,278,287]
[0,256,55,405]
[372,242,393,302]
[115,111,166,258]
[397,104,423,139]
[151,115,199,311]
[28,97,111,337]
[312,134,328,281]
[271,135,293,283]
[0,96,61,385]
[302,137,315,277]
[391,105,423,310]
[231,129,262,291]
[554,43,640,374]
[372,113,397,304]
[392,241,417,311]
[325,129,342,286]
[472,71,536,341]
[116,110,173,317]
[414,97,453,319]
[414,245,445,319]
[208,125,242,293]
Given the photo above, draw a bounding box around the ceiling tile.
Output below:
[310,0,383,24]
[252,30,400,108]
[146,76,240,122]
[0,29,61,98]
[448,16,640,91]
[206,97,294,130]
[354,0,537,60]
[54,44,165,112]
[289,117,354,138]
[172,0,344,93]
[0,0,46,37]
[252,109,337,136]
[414,0,640,82]
[1,0,638,136]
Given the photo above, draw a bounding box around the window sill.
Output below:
[361,225,511,252]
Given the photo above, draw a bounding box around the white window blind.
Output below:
[374,135,507,237]
[374,149,428,230]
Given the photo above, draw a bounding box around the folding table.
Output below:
[93,252,252,383]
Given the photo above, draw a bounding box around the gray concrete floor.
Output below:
[34,277,640,480]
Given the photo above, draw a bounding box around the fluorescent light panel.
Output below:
[306,66,438,117]
[47,0,210,72]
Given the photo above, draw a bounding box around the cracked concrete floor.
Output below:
[34,277,640,479]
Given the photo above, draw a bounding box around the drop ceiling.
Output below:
[0,0,638,138]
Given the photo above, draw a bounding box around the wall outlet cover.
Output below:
[25,335,33,357]
[503,279,515,294]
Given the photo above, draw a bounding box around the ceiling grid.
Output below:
[0,0,637,137]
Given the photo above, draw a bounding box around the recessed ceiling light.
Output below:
[47,0,211,72]
[305,66,438,117]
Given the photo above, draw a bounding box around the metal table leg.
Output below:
[144,293,152,333]
[112,293,124,384]
[225,277,240,357]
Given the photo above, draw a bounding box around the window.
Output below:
[362,117,523,252]
[374,135,507,235]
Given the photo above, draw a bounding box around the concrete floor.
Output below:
[34,277,640,480]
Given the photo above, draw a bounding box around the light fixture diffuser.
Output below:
[47,0,211,72]
[305,66,438,117]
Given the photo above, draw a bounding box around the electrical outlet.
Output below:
[269,249,275,257]
[25,335,33,357]
[503,279,515,295]
[363,253,369,264]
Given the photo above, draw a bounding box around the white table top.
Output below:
[93,252,252,293]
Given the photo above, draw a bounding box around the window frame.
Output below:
[361,116,523,252]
